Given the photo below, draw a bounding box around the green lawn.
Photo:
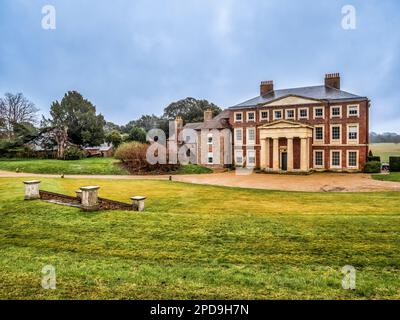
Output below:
[0,158,212,176]
[0,158,128,175]
[0,177,399,299]
[370,143,400,163]
[373,172,400,182]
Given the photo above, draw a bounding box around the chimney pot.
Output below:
[325,73,341,89]
[260,80,274,95]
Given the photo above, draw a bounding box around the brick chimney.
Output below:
[260,80,273,95]
[204,108,213,122]
[325,73,340,89]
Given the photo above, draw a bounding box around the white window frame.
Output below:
[247,127,256,145]
[235,149,243,165]
[347,150,359,169]
[330,105,342,119]
[313,106,325,119]
[285,109,296,120]
[247,149,256,167]
[259,110,269,121]
[313,150,325,169]
[298,108,309,120]
[330,150,342,169]
[347,123,359,144]
[347,105,360,118]
[234,128,243,146]
[234,112,243,123]
[314,125,324,144]
[273,109,283,120]
[207,152,213,164]
[247,111,256,122]
[330,124,342,144]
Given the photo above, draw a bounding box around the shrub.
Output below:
[368,156,381,162]
[389,157,400,172]
[115,142,178,174]
[64,146,86,160]
[363,161,381,173]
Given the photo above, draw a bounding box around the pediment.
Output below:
[263,95,322,106]
[259,120,313,130]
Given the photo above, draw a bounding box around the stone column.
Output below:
[80,186,100,211]
[260,139,267,169]
[300,138,309,171]
[23,180,41,200]
[272,138,279,171]
[265,138,270,169]
[287,138,294,171]
[131,196,146,212]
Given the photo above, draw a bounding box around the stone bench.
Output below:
[131,196,146,212]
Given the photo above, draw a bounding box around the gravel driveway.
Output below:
[1,170,400,192]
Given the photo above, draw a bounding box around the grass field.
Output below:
[370,143,400,163]
[0,158,212,175]
[373,172,400,182]
[0,177,399,299]
[0,158,128,175]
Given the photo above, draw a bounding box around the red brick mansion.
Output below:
[183,73,370,172]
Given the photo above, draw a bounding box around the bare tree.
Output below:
[0,93,39,138]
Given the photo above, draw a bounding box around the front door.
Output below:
[281,152,288,171]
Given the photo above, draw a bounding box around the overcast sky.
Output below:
[1,0,399,132]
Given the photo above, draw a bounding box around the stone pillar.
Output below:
[131,196,146,212]
[272,138,279,171]
[75,190,83,203]
[23,180,41,200]
[260,139,267,169]
[300,138,309,171]
[80,186,100,211]
[265,138,270,169]
[287,138,294,171]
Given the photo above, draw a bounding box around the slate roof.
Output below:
[230,85,367,109]
[184,109,231,130]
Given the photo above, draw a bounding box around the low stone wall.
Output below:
[39,190,133,211]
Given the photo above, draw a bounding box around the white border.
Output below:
[330,105,342,119]
[347,104,360,117]
[330,150,342,169]
[313,150,325,169]
[234,112,243,123]
[347,150,359,169]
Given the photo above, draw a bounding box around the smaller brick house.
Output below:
[182,73,370,172]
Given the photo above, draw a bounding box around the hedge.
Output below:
[363,161,381,173]
[389,157,400,172]
[368,156,381,162]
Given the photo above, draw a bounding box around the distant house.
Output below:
[85,143,115,157]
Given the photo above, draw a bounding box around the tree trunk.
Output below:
[54,126,68,159]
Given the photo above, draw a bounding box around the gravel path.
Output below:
[1,170,399,192]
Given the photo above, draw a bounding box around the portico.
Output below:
[259,120,313,172]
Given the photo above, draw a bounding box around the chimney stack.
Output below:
[325,73,340,89]
[204,108,213,122]
[260,80,273,96]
